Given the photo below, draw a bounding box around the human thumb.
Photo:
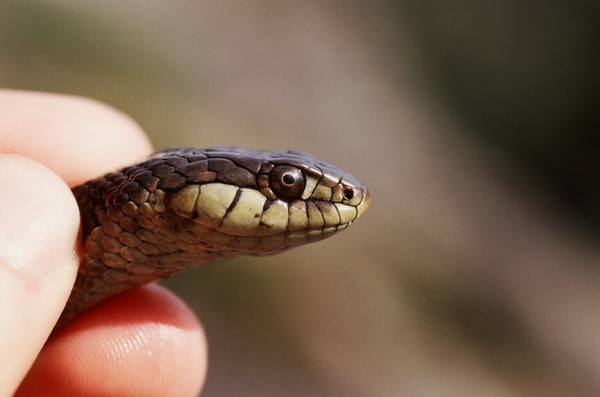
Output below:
[0,155,79,395]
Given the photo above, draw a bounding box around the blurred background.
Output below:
[2,1,599,396]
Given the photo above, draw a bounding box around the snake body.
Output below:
[58,147,369,328]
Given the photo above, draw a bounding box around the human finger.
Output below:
[0,155,79,395]
[16,284,207,397]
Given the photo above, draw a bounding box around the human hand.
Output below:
[0,89,207,396]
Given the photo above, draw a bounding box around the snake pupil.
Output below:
[282,174,295,185]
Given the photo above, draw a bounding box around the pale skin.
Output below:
[0,89,207,396]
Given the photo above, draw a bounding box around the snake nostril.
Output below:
[342,187,354,201]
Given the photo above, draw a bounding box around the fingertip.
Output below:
[18,284,207,397]
[0,89,153,185]
[0,155,79,395]
[0,156,79,276]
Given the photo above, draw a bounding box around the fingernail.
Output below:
[0,156,79,276]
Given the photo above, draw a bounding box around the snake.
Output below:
[56,147,370,329]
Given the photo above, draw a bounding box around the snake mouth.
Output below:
[156,179,370,256]
[165,181,369,233]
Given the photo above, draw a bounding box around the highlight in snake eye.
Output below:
[269,165,306,201]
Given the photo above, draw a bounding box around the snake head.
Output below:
[152,147,370,255]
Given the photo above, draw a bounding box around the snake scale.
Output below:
[58,147,370,329]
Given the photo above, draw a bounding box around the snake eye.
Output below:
[269,165,305,201]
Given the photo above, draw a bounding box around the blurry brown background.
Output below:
[2,1,599,396]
